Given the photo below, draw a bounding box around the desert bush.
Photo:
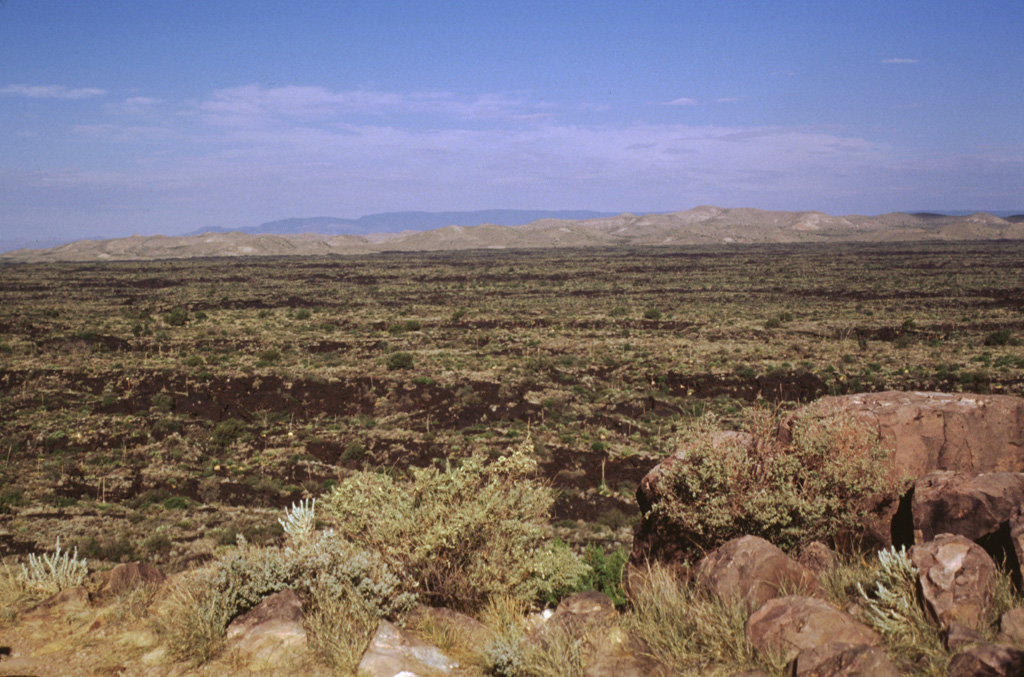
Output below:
[984,329,1014,346]
[572,544,629,607]
[209,418,246,447]
[654,404,902,556]
[165,306,189,327]
[386,350,415,370]
[160,530,413,665]
[320,438,589,612]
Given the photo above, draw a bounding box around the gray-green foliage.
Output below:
[18,537,87,596]
[162,531,414,664]
[655,405,902,556]
[320,438,589,611]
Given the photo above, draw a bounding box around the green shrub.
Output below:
[292,308,312,321]
[255,348,280,364]
[386,351,415,370]
[320,438,589,612]
[210,418,246,447]
[984,329,1013,346]
[165,306,189,327]
[651,405,902,557]
[573,545,628,607]
[643,308,663,321]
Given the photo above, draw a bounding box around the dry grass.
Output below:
[624,565,785,676]
[304,581,380,674]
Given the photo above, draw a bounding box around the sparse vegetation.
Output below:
[0,243,1022,672]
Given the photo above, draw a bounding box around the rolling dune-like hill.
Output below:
[4,207,1023,263]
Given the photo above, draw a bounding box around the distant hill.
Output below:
[187,210,621,237]
[5,207,1024,263]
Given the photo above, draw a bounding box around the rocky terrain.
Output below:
[4,207,1024,263]
[5,391,1024,675]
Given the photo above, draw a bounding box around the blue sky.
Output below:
[1,1,1022,244]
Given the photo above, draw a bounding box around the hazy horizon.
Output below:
[2,1,1022,245]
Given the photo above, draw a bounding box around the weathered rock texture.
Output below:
[912,471,1024,544]
[358,619,461,676]
[745,596,881,663]
[696,535,822,613]
[786,641,900,676]
[224,589,308,663]
[788,391,1024,477]
[910,534,996,630]
[947,643,1024,676]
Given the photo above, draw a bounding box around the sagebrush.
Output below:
[320,438,589,611]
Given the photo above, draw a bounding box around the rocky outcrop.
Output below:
[745,596,881,664]
[910,534,997,631]
[695,535,821,613]
[912,471,1024,544]
[783,391,1024,476]
[358,619,462,677]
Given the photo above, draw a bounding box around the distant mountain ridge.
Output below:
[4,206,1024,263]
[188,210,621,237]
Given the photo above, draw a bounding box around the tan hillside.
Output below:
[2,206,1020,262]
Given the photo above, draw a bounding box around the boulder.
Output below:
[947,644,1024,676]
[358,619,461,677]
[224,589,307,662]
[695,535,821,614]
[910,534,996,630]
[785,642,899,676]
[781,392,1024,477]
[745,596,880,663]
[95,562,166,598]
[997,607,1024,646]
[798,541,841,575]
[911,471,1024,544]
[943,622,986,652]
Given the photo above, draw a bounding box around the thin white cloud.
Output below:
[198,85,554,129]
[104,96,162,115]
[716,97,741,103]
[882,58,919,64]
[0,84,107,99]
[665,97,698,106]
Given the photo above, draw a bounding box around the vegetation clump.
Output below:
[654,404,902,556]
[320,438,589,612]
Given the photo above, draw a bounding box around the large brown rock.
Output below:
[783,392,1024,477]
[910,534,997,631]
[912,471,1024,544]
[786,642,899,676]
[695,535,821,614]
[224,589,307,665]
[95,561,166,599]
[745,596,880,664]
[947,643,1024,676]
